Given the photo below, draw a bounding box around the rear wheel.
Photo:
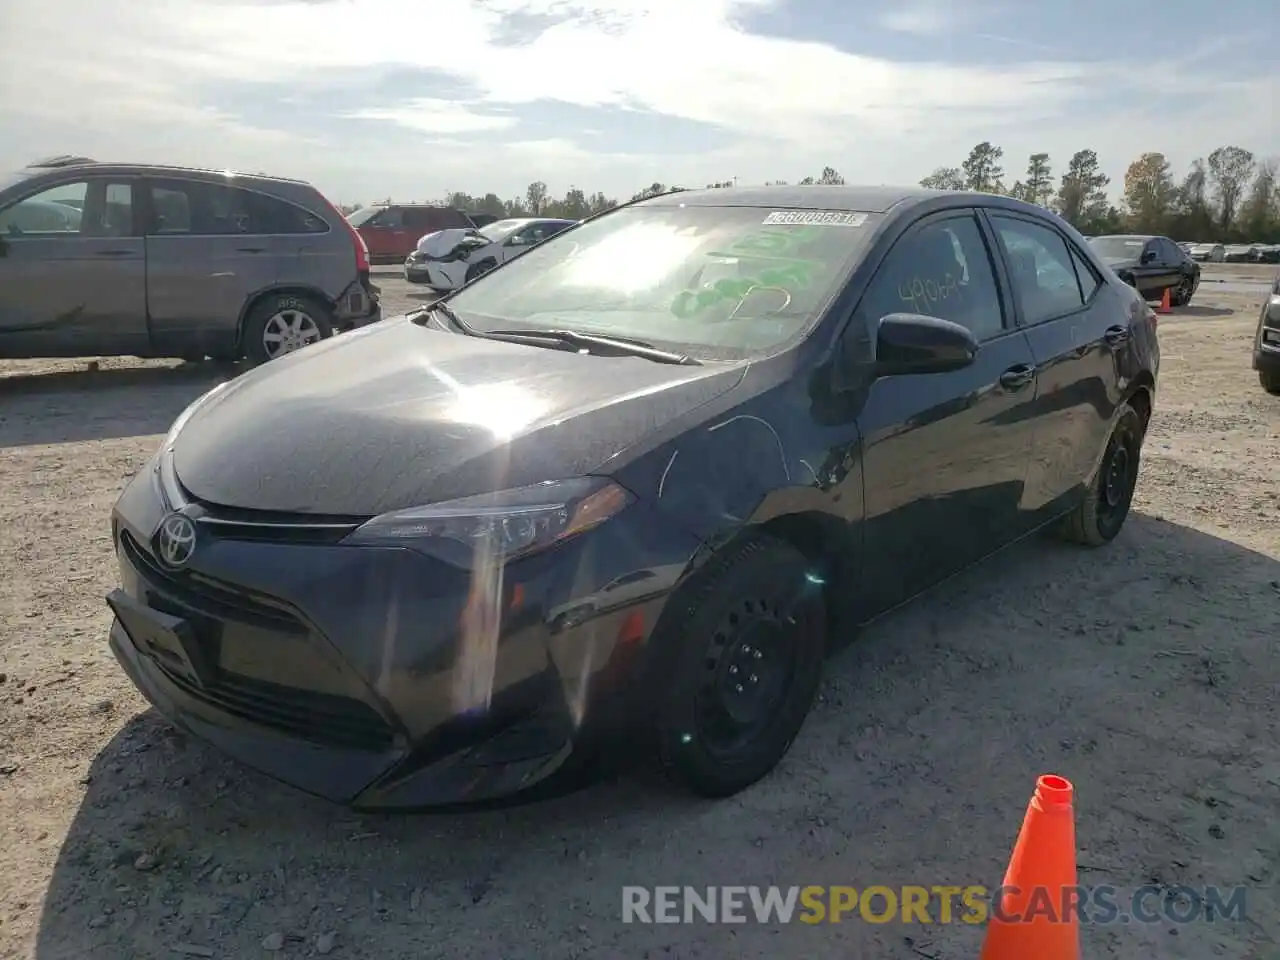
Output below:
[1056,402,1144,546]
[241,294,333,364]
[655,534,826,798]
[1260,370,1280,395]
[1170,274,1195,307]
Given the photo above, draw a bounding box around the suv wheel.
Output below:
[242,294,334,364]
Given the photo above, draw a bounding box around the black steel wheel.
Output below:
[1056,401,1144,546]
[654,534,826,798]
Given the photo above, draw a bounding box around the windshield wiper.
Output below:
[411,300,481,337]
[484,328,700,365]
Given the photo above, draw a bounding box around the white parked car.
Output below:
[1189,243,1225,263]
[403,217,577,292]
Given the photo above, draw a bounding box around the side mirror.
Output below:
[874,313,979,377]
[1140,250,1157,264]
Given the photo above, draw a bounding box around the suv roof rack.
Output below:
[26,155,97,169]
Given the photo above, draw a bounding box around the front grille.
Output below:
[158,663,397,752]
[120,531,398,752]
[121,531,302,631]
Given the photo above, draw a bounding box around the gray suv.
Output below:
[0,156,380,364]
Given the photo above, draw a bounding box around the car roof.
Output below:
[635,184,943,214]
[1093,234,1155,241]
[18,158,312,187]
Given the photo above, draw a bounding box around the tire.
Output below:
[464,259,497,284]
[241,293,334,364]
[654,533,826,798]
[1056,402,1144,546]
[1260,370,1280,395]
[1170,274,1195,307]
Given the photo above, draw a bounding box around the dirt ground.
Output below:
[1,265,1277,960]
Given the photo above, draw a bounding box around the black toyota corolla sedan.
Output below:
[106,186,1159,809]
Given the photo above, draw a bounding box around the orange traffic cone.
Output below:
[979,775,1080,960]
[1157,287,1172,314]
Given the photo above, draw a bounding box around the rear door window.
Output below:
[988,215,1085,325]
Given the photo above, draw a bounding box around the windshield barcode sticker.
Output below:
[762,211,867,227]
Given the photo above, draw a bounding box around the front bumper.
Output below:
[106,468,699,809]
[403,260,456,290]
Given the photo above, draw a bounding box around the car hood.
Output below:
[172,317,745,516]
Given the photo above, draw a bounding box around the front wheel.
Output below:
[655,534,826,798]
[1056,402,1144,546]
[464,259,497,284]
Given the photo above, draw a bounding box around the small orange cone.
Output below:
[979,775,1080,960]
[1157,287,1172,314]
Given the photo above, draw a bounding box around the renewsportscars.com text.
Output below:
[621,885,1247,925]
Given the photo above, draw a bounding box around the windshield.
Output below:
[479,219,525,243]
[345,207,383,227]
[1088,237,1146,260]
[444,205,881,360]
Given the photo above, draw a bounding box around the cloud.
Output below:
[0,0,1275,202]
[344,99,518,134]
[877,0,963,36]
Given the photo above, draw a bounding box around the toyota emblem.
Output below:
[156,513,197,569]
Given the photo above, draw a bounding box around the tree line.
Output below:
[918,142,1278,242]
[346,150,1278,243]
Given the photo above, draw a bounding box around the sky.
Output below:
[1,0,1275,206]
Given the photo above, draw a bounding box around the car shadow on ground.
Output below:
[1171,305,1241,320]
[0,362,244,447]
[34,514,1279,959]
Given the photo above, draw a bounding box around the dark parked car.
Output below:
[1253,271,1280,394]
[0,156,379,363]
[106,186,1158,809]
[1087,234,1200,305]
[347,203,474,263]
[1249,244,1280,264]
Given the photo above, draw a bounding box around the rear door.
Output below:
[854,209,1040,606]
[983,211,1122,521]
[142,177,280,356]
[0,176,147,357]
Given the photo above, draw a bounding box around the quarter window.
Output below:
[1069,246,1101,301]
[860,214,1006,341]
[989,215,1085,324]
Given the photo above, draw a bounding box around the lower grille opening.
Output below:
[159,665,397,752]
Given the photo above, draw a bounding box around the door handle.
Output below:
[999,364,1034,390]
[96,249,133,256]
[1104,325,1130,345]
[236,246,266,254]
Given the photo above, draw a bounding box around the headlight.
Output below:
[342,477,632,567]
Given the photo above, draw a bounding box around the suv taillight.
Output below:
[321,197,370,272]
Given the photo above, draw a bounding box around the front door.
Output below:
[852,210,1039,610]
[0,177,147,357]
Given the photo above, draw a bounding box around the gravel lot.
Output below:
[1,264,1277,960]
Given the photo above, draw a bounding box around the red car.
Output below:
[346,204,474,263]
